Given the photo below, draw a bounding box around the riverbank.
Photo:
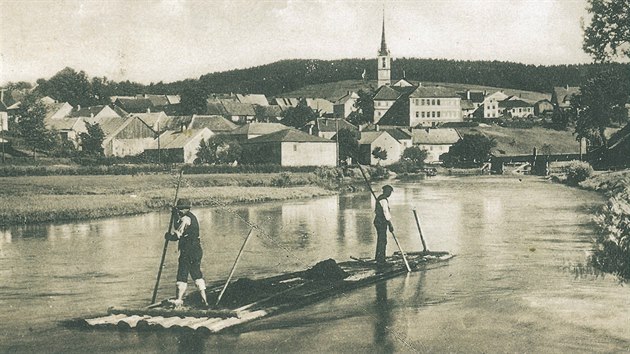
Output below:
[0,173,339,226]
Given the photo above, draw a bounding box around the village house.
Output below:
[358,130,402,166]
[409,86,463,127]
[480,91,509,119]
[229,122,289,142]
[86,116,156,157]
[45,117,87,148]
[236,93,269,106]
[498,98,534,118]
[114,97,154,113]
[68,105,121,120]
[304,98,334,117]
[534,99,554,116]
[242,128,336,167]
[307,118,358,140]
[411,128,461,163]
[146,128,214,164]
[131,112,169,132]
[551,85,580,112]
[207,99,256,124]
[271,97,301,110]
[43,101,74,120]
[255,105,284,122]
[189,114,237,133]
[333,91,359,118]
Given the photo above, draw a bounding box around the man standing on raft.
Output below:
[165,199,209,307]
[374,185,395,264]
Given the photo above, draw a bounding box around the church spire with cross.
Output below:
[377,10,391,87]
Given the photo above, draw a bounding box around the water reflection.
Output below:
[374,281,393,353]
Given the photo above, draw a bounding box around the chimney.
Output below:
[566,84,569,90]
[376,125,380,131]
[0,89,5,104]
[147,108,151,113]
[77,104,81,112]
[418,82,422,87]
[90,113,94,118]
[467,91,471,100]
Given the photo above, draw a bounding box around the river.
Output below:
[1,175,628,353]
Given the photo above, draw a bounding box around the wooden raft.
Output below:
[74,251,453,334]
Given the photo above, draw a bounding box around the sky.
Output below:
[0,0,594,85]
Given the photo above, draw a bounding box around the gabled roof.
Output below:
[85,116,127,136]
[410,86,460,98]
[457,91,485,103]
[45,117,83,131]
[141,94,169,107]
[273,97,301,108]
[316,118,358,132]
[115,98,154,113]
[382,128,412,141]
[373,85,402,100]
[236,94,268,106]
[166,95,181,105]
[152,128,210,149]
[221,101,256,116]
[305,98,334,114]
[376,97,410,126]
[246,128,333,144]
[230,122,289,136]
[132,112,168,129]
[44,102,72,120]
[412,128,461,145]
[161,115,193,131]
[206,101,229,115]
[393,79,414,87]
[359,131,392,145]
[334,92,359,104]
[553,86,580,107]
[461,99,476,110]
[189,115,237,132]
[69,105,108,118]
[499,99,533,108]
[259,105,283,117]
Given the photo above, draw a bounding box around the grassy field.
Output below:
[0,173,336,226]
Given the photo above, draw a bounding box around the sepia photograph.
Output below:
[1,0,629,352]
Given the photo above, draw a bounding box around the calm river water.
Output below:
[1,176,629,353]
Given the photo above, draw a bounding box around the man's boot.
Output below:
[173,281,187,307]
[194,278,209,307]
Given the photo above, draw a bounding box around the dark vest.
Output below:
[374,195,389,224]
[176,211,200,251]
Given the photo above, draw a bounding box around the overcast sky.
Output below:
[0,0,593,85]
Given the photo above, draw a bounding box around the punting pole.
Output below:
[215,227,255,307]
[355,163,412,272]
[412,208,428,253]
[151,169,184,304]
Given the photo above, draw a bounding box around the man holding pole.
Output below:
[374,185,394,264]
[164,199,209,307]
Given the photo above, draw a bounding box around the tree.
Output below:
[79,122,106,156]
[401,146,428,167]
[14,93,56,157]
[36,67,95,107]
[441,134,496,167]
[180,85,208,115]
[572,70,630,148]
[281,100,317,128]
[195,135,242,164]
[372,147,388,164]
[347,89,375,126]
[582,0,630,62]
[336,128,360,164]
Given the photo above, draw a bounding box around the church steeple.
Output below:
[377,10,391,87]
[379,15,389,56]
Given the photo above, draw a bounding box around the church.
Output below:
[372,16,463,128]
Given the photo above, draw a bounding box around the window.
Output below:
[293,144,298,152]
[437,99,441,105]
[431,99,436,105]
[421,99,425,105]
[432,111,436,118]
[437,111,441,118]
[421,112,425,118]
[382,58,386,68]
[415,111,419,118]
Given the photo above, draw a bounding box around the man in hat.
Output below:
[164,198,208,307]
[374,185,394,264]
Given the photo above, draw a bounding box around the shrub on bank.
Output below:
[590,189,630,280]
[563,160,594,186]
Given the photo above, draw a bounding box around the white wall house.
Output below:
[411,128,461,163]
[358,130,402,166]
[482,91,509,119]
[409,87,462,127]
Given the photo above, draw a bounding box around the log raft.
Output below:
[75,251,453,334]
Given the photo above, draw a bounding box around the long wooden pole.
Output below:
[215,227,255,307]
[412,208,428,253]
[151,169,184,304]
[356,163,411,272]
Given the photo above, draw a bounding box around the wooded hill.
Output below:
[159,58,629,97]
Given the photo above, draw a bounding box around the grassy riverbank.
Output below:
[0,173,338,226]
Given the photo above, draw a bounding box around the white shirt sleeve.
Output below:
[379,199,392,222]
[174,215,191,238]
